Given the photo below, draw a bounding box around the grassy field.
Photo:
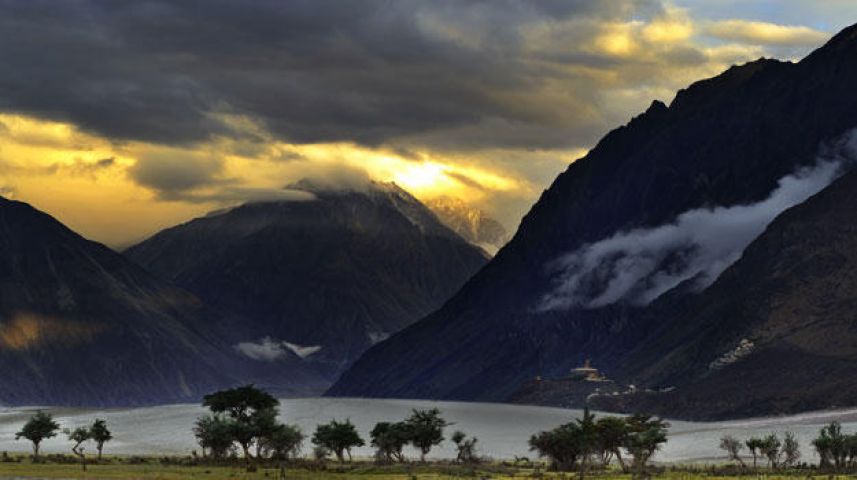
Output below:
[0,456,851,479]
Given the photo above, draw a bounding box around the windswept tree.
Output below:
[623,414,669,479]
[89,419,112,461]
[16,411,60,461]
[759,433,782,469]
[596,416,629,471]
[194,414,236,459]
[64,426,90,470]
[405,408,448,462]
[745,437,763,468]
[312,419,364,462]
[575,409,599,480]
[370,421,411,463]
[202,385,280,459]
[451,430,479,464]
[719,435,745,468]
[781,431,800,468]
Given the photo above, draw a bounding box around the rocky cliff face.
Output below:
[425,196,509,254]
[0,197,326,406]
[125,182,488,379]
[328,23,857,419]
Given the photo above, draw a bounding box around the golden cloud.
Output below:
[705,20,830,46]
[0,10,835,249]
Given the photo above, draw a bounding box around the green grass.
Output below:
[0,457,851,480]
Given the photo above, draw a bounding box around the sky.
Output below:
[0,1,856,248]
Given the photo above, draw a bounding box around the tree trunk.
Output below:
[578,451,588,480]
[614,449,627,473]
[33,442,40,461]
[97,444,103,461]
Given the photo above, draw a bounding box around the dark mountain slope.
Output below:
[125,182,488,377]
[0,196,324,406]
[328,23,857,407]
[598,170,857,419]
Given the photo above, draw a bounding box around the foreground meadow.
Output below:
[0,457,852,480]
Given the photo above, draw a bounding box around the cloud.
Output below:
[54,157,116,179]
[234,337,321,361]
[704,20,830,46]
[195,187,316,204]
[0,185,15,199]
[287,163,374,193]
[283,341,323,359]
[128,151,228,200]
[0,0,795,154]
[539,129,857,311]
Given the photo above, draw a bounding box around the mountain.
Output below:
[328,23,857,418]
[425,196,509,254]
[0,196,324,406]
[593,169,857,419]
[125,181,488,379]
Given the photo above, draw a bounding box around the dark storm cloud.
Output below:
[0,0,662,149]
[127,151,228,198]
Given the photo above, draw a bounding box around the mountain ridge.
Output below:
[328,21,857,419]
[0,195,325,406]
[125,181,488,381]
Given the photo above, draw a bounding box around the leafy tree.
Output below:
[813,431,832,469]
[251,408,281,458]
[313,445,330,461]
[575,409,599,479]
[596,416,629,471]
[312,419,364,462]
[404,408,449,462]
[623,414,669,479]
[370,421,411,463]
[89,419,112,461]
[529,421,584,471]
[719,435,745,468]
[781,431,800,468]
[202,385,280,459]
[744,437,763,468]
[759,433,781,469]
[16,411,60,460]
[259,424,304,460]
[844,434,857,469]
[814,422,848,470]
[451,430,479,464]
[193,414,236,459]
[64,426,90,470]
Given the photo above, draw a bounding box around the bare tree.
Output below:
[719,435,745,468]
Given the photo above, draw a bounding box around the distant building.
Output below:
[569,359,608,382]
